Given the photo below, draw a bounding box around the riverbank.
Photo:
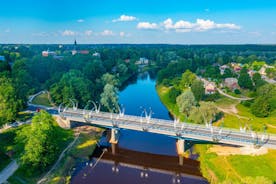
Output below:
[156,84,276,183]
[44,126,102,184]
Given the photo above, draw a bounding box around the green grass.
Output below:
[32,93,52,107]
[228,150,276,180]
[214,95,239,107]
[195,144,276,183]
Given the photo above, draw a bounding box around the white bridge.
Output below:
[59,106,276,153]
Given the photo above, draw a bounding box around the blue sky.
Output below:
[1,0,276,44]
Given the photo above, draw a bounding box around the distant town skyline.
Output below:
[1,0,276,44]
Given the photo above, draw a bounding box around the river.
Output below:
[71,73,207,184]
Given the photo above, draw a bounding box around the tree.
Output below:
[50,70,93,107]
[168,87,181,103]
[189,102,218,124]
[191,80,205,101]
[180,70,196,89]
[176,91,196,116]
[100,84,119,112]
[252,73,265,88]
[117,63,128,76]
[0,77,21,125]
[101,73,119,87]
[222,68,235,78]
[16,111,60,173]
[251,97,270,117]
[238,68,253,89]
[251,84,276,117]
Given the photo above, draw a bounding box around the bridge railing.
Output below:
[61,108,275,147]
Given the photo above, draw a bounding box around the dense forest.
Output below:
[0,44,276,125]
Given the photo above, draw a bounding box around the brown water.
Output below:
[71,73,208,184]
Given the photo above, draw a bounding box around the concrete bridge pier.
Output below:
[55,116,71,129]
[109,128,119,155]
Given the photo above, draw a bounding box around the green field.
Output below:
[31,93,52,107]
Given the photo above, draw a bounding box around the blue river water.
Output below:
[71,73,207,184]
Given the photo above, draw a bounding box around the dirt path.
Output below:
[217,88,253,101]
[37,132,80,184]
[216,106,250,120]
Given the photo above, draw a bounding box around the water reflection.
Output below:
[71,145,207,184]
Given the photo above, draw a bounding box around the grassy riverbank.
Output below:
[156,84,276,184]
[46,126,101,184]
[5,125,101,184]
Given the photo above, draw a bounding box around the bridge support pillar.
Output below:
[56,116,71,129]
[176,139,185,155]
[110,128,119,155]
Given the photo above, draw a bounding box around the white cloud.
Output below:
[119,32,125,37]
[77,19,84,23]
[196,19,240,31]
[84,30,93,36]
[62,30,75,36]
[113,15,137,22]
[162,18,240,32]
[137,22,158,30]
[5,29,10,33]
[101,30,114,36]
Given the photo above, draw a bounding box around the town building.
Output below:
[135,57,149,65]
[219,65,229,75]
[205,82,216,94]
[42,50,56,57]
[224,78,239,90]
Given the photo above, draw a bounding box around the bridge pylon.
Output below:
[110,128,119,144]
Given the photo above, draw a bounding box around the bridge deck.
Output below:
[61,108,276,149]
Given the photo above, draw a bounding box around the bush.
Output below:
[240,100,253,107]
[234,89,241,94]
[168,87,181,103]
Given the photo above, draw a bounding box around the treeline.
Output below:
[1,44,276,125]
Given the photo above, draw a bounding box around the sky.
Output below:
[0,0,276,44]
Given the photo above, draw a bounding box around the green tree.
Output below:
[180,70,196,89]
[176,91,196,116]
[50,70,93,107]
[251,84,276,117]
[265,67,276,79]
[251,97,270,117]
[191,80,205,101]
[0,77,21,125]
[222,68,235,78]
[16,111,60,173]
[168,87,181,103]
[101,73,119,87]
[100,84,119,112]
[238,68,253,89]
[252,73,265,88]
[189,102,218,124]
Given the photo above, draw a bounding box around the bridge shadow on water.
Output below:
[70,130,208,184]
